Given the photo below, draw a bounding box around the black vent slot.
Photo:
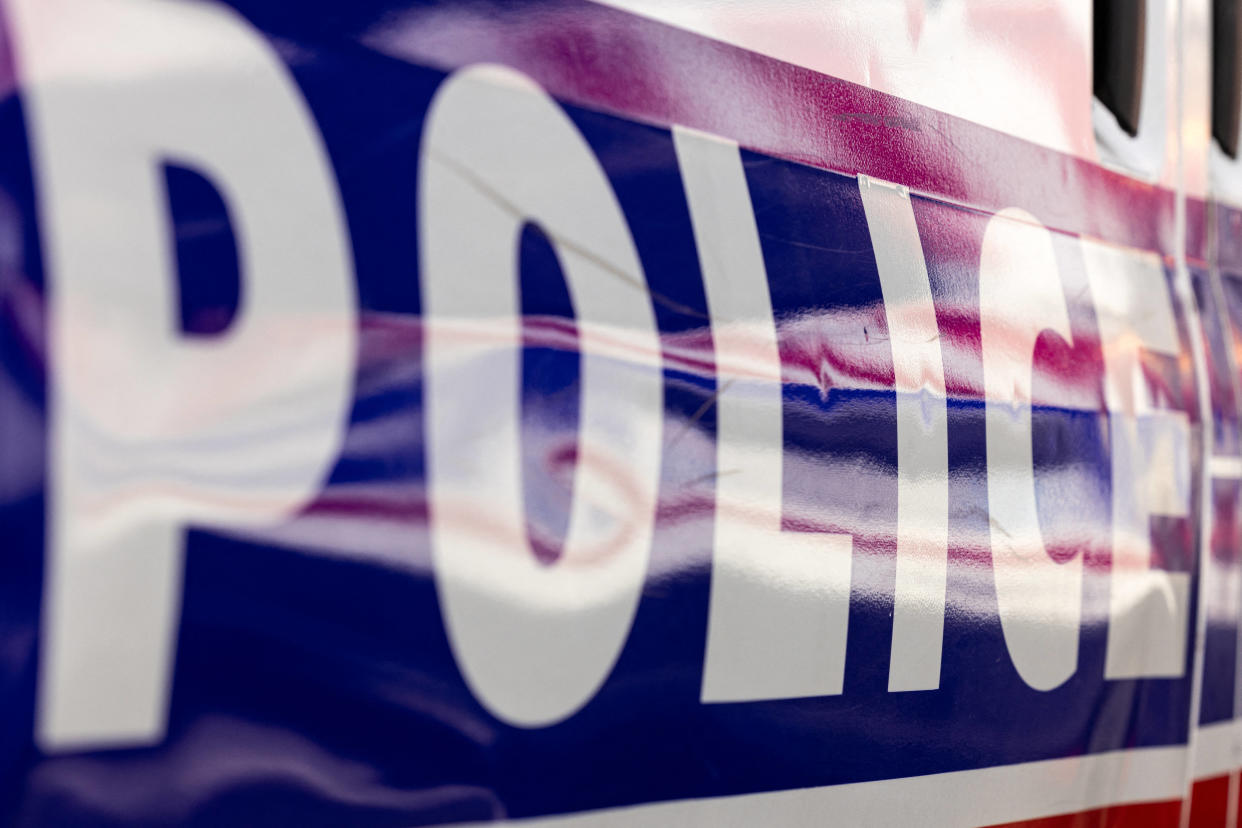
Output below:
[1094,0,1147,136]
[1214,0,1242,158]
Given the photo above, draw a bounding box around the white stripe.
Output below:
[1210,456,1242,478]
[1195,720,1241,780]
[465,747,1187,827]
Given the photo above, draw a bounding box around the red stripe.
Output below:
[369,1,1174,254]
[1189,775,1230,828]
[983,799,1182,828]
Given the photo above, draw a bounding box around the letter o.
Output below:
[419,65,663,726]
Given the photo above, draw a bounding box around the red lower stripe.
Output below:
[1189,774,1230,828]
[984,799,1182,828]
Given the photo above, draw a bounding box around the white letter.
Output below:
[981,208,1081,691]
[1083,240,1192,679]
[13,0,358,749]
[420,66,662,726]
[859,176,949,693]
[674,126,853,702]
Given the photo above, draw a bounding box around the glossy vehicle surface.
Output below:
[2,1,1242,826]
